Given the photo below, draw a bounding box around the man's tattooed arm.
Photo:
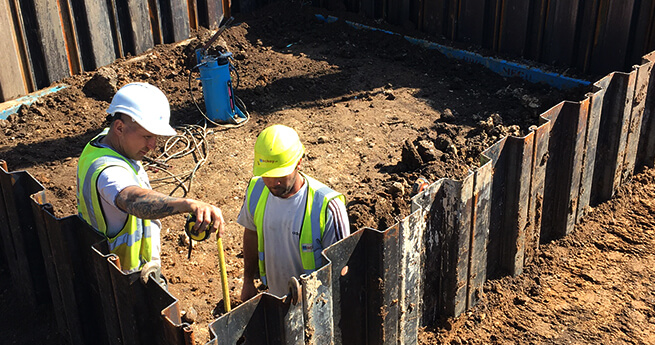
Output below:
[116,186,184,219]
[115,185,226,236]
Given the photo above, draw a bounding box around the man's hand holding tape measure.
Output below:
[186,201,225,239]
[184,201,232,311]
[184,200,225,259]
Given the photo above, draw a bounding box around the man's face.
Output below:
[115,116,158,160]
[262,169,299,198]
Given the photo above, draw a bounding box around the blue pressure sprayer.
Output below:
[190,17,249,127]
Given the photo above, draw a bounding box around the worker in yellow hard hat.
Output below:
[238,124,350,300]
[77,82,225,279]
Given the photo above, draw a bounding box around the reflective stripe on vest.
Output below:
[77,130,152,273]
[245,173,345,285]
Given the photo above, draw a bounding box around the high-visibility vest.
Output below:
[245,173,345,286]
[77,130,152,273]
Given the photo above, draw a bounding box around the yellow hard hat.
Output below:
[253,125,305,177]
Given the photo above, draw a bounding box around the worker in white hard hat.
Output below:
[77,82,225,276]
[238,124,350,300]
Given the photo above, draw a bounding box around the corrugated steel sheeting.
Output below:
[355,0,655,76]
[0,0,227,102]
[2,0,653,102]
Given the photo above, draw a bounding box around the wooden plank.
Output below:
[497,0,530,56]
[0,0,28,101]
[32,0,71,85]
[541,0,580,67]
[622,61,653,182]
[637,52,655,168]
[590,0,635,74]
[577,87,604,222]
[457,0,485,45]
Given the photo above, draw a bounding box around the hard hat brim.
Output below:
[111,107,177,136]
[133,117,177,136]
[254,163,297,178]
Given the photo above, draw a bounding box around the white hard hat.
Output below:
[106,82,177,136]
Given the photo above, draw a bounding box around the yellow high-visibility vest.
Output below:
[77,130,152,273]
[245,173,345,285]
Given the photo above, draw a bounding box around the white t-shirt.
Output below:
[95,148,161,266]
[237,177,350,297]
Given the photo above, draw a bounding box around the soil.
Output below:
[2,1,652,344]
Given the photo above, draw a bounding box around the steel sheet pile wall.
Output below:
[0,162,195,345]
[206,48,655,343]
[0,0,228,103]
[2,52,655,344]
[315,0,655,78]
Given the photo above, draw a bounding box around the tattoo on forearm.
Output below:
[122,192,177,219]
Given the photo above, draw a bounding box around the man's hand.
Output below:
[240,280,258,301]
[188,200,225,238]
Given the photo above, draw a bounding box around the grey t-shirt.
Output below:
[95,147,161,268]
[237,178,350,297]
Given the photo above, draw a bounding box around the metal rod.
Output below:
[201,16,234,54]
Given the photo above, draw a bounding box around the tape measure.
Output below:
[185,214,210,242]
[411,176,429,196]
